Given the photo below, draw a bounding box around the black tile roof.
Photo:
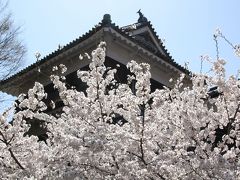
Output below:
[0,14,190,87]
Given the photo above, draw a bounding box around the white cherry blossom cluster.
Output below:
[0,42,239,179]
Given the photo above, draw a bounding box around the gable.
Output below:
[122,24,166,56]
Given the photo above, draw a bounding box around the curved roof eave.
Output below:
[0,14,190,92]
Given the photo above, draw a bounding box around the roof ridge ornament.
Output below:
[102,14,112,26]
[137,9,148,23]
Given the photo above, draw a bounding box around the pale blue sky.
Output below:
[8,0,240,76]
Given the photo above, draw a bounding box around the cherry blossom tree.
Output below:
[0,42,240,179]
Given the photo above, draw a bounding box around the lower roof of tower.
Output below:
[0,14,190,95]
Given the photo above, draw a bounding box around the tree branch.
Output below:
[0,130,25,170]
[112,155,119,170]
[8,147,25,170]
[156,172,166,180]
[139,103,147,165]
